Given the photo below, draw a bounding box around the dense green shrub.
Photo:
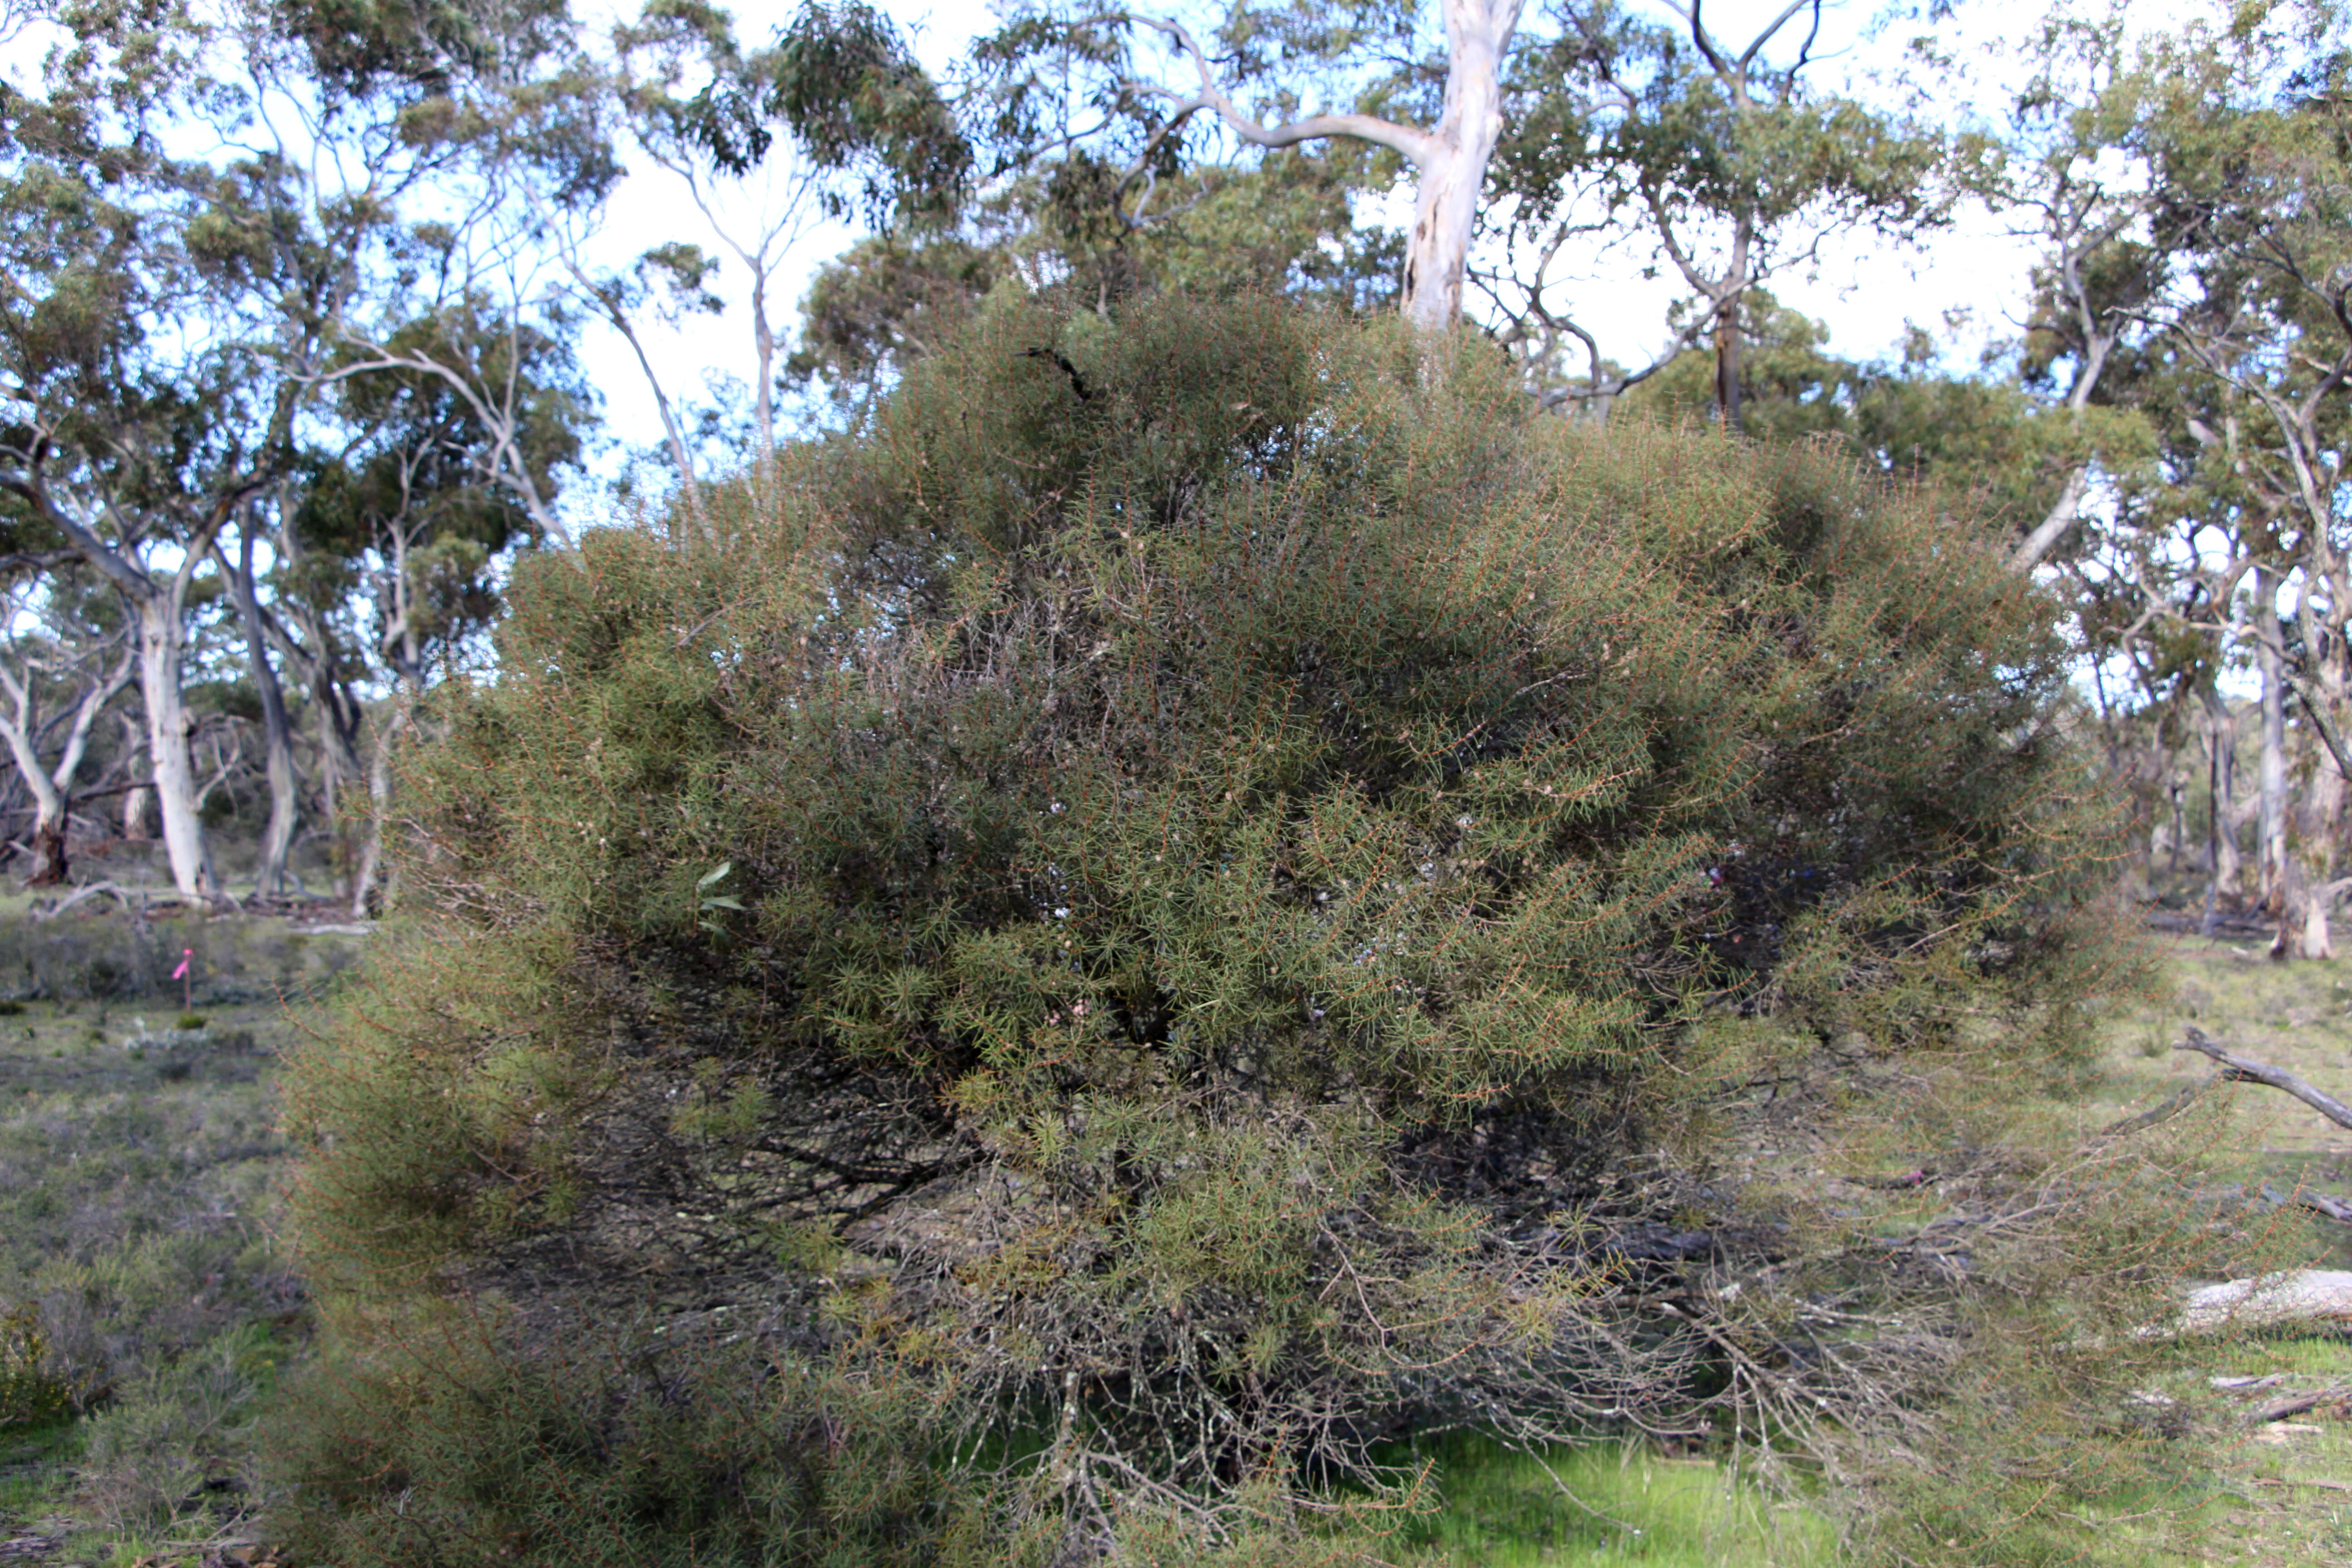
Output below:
[280,293,2132,1561]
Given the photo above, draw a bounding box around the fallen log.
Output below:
[27,879,133,921]
[2276,1183,2352,1223]
[2144,911,2273,937]
[2135,1269,2352,1339]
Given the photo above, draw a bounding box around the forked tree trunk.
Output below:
[1,729,72,887]
[350,692,411,920]
[0,646,132,886]
[1161,0,1524,337]
[22,482,225,900]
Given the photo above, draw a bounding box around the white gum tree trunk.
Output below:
[13,480,227,901]
[1400,0,1522,332]
[2254,568,2290,914]
[0,643,131,885]
[1147,0,1527,333]
[137,591,220,901]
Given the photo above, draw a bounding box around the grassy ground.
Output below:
[0,904,359,1567]
[2068,932,2352,1566]
[1371,1437,1842,1567]
[2,915,2350,1566]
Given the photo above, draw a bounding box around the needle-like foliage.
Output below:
[277,291,2131,1564]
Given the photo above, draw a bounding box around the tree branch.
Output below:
[2177,1026,2352,1132]
[1132,15,1435,167]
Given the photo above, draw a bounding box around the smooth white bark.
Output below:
[2254,570,2289,903]
[0,641,132,883]
[1401,0,1523,332]
[0,477,227,899]
[137,592,220,900]
[2009,466,2091,574]
[1142,1,1525,332]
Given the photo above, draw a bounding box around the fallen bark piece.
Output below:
[2266,1181,2352,1223]
[2252,1422,2326,1443]
[2176,1027,2352,1131]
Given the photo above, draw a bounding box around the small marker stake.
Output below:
[172,948,192,1011]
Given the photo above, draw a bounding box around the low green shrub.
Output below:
[1,1066,297,1427]
[267,1315,987,1568]
[75,1321,282,1539]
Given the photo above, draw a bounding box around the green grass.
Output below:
[1373,1437,1841,1567]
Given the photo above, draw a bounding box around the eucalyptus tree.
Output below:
[1971,4,2169,572]
[0,3,306,900]
[310,316,580,912]
[1483,0,1945,426]
[0,0,609,903]
[1965,0,2352,954]
[2135,5,2352,957]
[975,0,1529,330]
[561,0,970,518]
[0,570,133,884]
[234,0,612,908]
